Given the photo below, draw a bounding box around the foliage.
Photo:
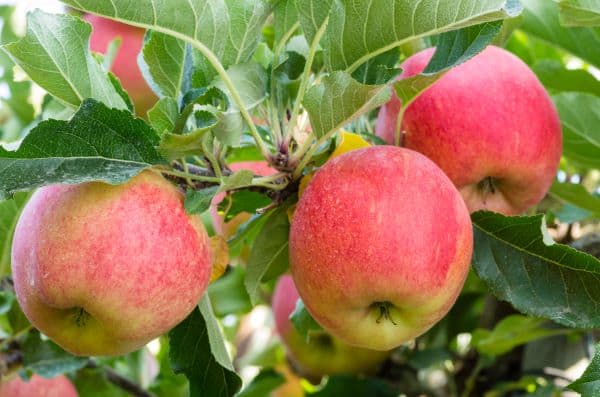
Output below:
[0,0,598,396]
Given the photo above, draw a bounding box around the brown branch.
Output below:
[86,360,154,397]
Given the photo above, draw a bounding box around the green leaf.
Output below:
[351,48,401,85]
[213,62,268,146]
[141,31,189,99]
[218,190,271,221]
[245,206,290,304]
[169,298,241,397]
[471,315,569,356]
[559,0,600,27]
[296,0,522,72]
[274,0,299,46]
[61,0,271,75]
[393,73,444,113]
[158,110,218,160]
[550,182,600,219]
[555,204,593,224]
[21,331,88,378]
[0,99,164,200]
[290,299,324,342]
[0,291,14,315]
[533,60,600,96]
[304,72,391,139]
[520,0,600,68]
[0,192,30,276]
[568,343,600,396]
[237,369,285,397]
[2,10,127,110]
[73,368,128,397]
[307,375,399,397]
[148,97,179,136]
[472,211,600,329]
[424,21,504,74]
[553,92,600,170]
[185,186,219,215]
[208,266,252,317]
[219,170,255,192]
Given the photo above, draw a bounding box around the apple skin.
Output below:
[272,275,389,378]
[0,374,78,397]
[210,161,277,237]
[85,14,157,116]
[11,171,212,356]
[375,46,562,215]
[289,146,473,351]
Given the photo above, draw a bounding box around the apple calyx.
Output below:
[372,301,398,325]
[477,176,498,196]
[73,307,90,327]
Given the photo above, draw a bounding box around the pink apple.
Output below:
[272,275,389,378]
[11,171,212,356]
[375,46,562,215]
[0,374,78,397]
[85,15,158,116]
[290,146,473,351]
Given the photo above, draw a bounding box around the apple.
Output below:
[11,171,212,356]
[0,374,78,397]
[84,14,158,116]
[210,161,277,237]
[289,146,473,351]
[375,46,562,215]
[272,275,389,379]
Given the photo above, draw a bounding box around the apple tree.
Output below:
[0,0,600,396]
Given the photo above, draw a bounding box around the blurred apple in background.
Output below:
[211,161,278,238]
[272,275,390,380]
[84,14,157,116]
[0,374,78,397]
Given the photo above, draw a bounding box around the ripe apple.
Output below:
[84,14,158,116]
[375,46,562,215]
[272,275,389,379]
[11,171,212,356]
[210,161,277,237]
[0,374,78,397]
[289,146,473,351]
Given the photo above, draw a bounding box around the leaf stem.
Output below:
[285,17,329,144]
[157,168,221,184]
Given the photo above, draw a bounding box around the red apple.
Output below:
[85,14,157,116]
[0,374,78,397]
[290,146,473,351]
[11,171,212,356]
[272,275,389,378]
[375,46,562,215]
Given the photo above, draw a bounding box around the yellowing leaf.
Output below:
[297,131,371,198]
[330,131,371,159]
[210,236,229,282]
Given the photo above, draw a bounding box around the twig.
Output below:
[87,360,154,397]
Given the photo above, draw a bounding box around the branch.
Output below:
[87,360,154,397]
